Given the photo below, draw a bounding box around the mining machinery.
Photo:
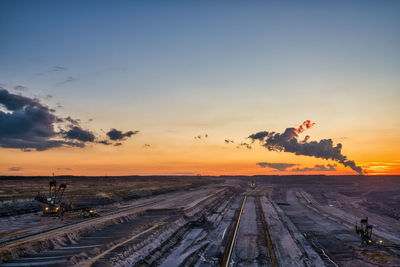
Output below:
[35,174,100,218]
[356,217,373,245]
[34,173,70,216]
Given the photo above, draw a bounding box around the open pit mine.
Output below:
[0,175,400,266]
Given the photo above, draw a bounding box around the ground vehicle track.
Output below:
[256,197,279,267]
[220,195,246,267]
[220,194,279,267]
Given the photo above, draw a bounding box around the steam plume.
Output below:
[249,120,364,175]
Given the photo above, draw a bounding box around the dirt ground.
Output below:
[1,175,399,266]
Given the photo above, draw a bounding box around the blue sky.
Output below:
[1,1,400,175]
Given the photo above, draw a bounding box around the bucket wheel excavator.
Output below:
[34,173,70,216]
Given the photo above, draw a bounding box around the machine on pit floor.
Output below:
[35,173,99,218]
[356,217,373,245]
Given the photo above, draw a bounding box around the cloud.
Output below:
[291,164,337,172]
[248,131,269,142]
[194,134,208,140]
[0,88,137,151]
[98,128,139,145]
[58,76,77,85]
[64,116,81,126]
[63,126,95,142]
[256,162,337,172]
[0,89,40,110]
[106,128,139,141]
[0,88,83,150]
[225,139,234,144]
[97,140,111,145]
[248,120,364,175]
[8,166,23,171]
[256,162,298,171]
[144,144,151,147]
[37,66,68,75]
[237,142,252,149]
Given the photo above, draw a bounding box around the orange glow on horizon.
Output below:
[1,129,399,176]
[3,159,399,176]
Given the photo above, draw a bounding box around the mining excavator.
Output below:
[34,173,70,216]
[35,174,99,218]
[356,217,373,245]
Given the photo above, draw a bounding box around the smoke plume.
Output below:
[249,120,364,175]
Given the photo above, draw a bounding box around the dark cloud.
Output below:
[63,126,95,142]
[58,76,77,85]
[248,120,364,175]
[316,164,337,171]
[64,116,80,126]
[114,142,122,146]
[106,128,139,141]
[8,166,23,171]
[248,131,269,142]
[291,164,337,172]
[301,135,310,143]
[0,88,40,110]
[225,139,234,144]
[97,140,111,145]
[0,88,83,150]
[237,142,252,149]
[0,88,135,151]
[256,162,298,171]
[194,134,208,140]
[37,66,68,75]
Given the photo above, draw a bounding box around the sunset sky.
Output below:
[1,1,399,176]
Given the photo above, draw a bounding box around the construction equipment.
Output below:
[35,174,101,218]
[81,208,100,218]
[35,173,70,216]
[356,217,373,245]
[250,180,256,188]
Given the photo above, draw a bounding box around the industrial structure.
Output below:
[34,174,99,218]
[34,173,69,216]
[356,217,373,245]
